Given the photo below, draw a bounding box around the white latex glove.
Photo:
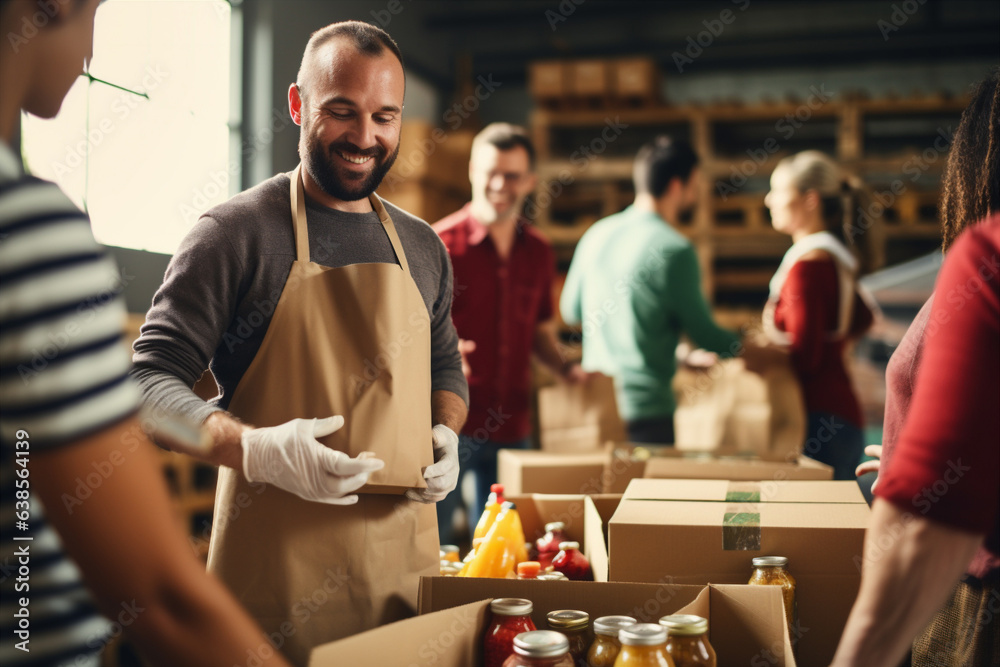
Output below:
[242,416,384,505]
[405,424,459,504]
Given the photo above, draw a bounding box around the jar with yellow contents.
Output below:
[612,623,674,667]
[658,615,715,667]
[748,556,797,642]
[587,616,635,667]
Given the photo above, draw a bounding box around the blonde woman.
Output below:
[745,151,876,479]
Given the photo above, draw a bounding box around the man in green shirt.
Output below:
[560,137,741,444]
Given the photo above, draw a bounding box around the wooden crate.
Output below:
[612,57,661,103]
[569,59,611,98]
[529,60,569,103]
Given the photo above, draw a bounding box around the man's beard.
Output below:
[304,135,399,202]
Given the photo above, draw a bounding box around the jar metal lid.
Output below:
[659,614,708,636]
[440,545,459,554]
[752,556,789,568]
[619,623,667,646]
[594,615,637,636]
[544,521,566,532]
[513,630,570,658]
[536,573,568,581]
[490,598,533,616]
[558,541,580,550]
[547,609,589,629]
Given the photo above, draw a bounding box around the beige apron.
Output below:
[206,166,439,666]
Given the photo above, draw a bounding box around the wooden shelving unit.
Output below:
[530,93,969,310]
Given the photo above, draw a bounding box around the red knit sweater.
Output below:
[877,215,1000,579]
[772,257,874,427]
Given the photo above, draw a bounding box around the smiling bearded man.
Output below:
[130,21,468,666]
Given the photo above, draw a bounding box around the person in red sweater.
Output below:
[851,68,999,666]
[831,215,1000,667]
[746,151,875,479]
[433,123,587,543]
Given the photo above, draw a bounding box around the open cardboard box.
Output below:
[507,493,621,582]
[609,479,869,666]
[311,580,795,666]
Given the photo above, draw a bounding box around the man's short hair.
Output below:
[296,21,404,99]
[472,123,536,170]
[633,137,698,198]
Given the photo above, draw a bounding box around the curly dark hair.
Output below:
[940,68,1000,251]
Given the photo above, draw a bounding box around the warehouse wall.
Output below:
[114,0,998,313]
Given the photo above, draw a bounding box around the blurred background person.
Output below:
[745,151,877,480]
[560,137,741,445]
[0,1,290,665]
[433,123,586,544]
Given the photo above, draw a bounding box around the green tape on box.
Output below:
[725,481,761,503]
[723,503,761,551]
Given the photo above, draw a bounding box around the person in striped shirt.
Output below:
[0,1,290,665]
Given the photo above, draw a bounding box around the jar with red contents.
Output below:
[534,521,567,568]
[551,541,593,581]
[485,598,537,667]
[502,630,575,667]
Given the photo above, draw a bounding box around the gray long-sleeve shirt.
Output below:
[132,171,468,425]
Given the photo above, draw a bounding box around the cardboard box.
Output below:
[413,577,796,667]
[609,479,869,666]
[507,493,620,582]
[642,451,833,481]
[498,449,610,495]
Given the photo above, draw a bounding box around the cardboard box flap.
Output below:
[703,585,792,665]
[621,478,866,504]
[309,599,490,667]
[583,496,609,583]
[642,453,833,482]
[498,450,609,495]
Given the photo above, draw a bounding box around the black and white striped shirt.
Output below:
[1,142,139,666]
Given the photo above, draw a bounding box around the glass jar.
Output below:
[552,541,593,581]
[502,630,575,667]
[659,615,716,667]
[485,598,537,667]
[547,610,590,666]
[535,521,567,568]
[440,544,460,563]
[587,615,636,667]
[748,556,797,641]
[613,623,673,667]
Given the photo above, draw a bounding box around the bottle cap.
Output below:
[557,541,580,550]
[491,483,504,494]
[593,616,637,637]
[517,561,541,578]
[489,598,532,616]
[619,623,667,646]
[512,630,570,658]
[659,614,708,636]
[544,521,565,532]
[440,545,459,555]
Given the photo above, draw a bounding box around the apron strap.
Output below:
[289,164,412,275]
[290,164,311,263]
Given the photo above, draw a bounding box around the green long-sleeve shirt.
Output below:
[560,205,741,421]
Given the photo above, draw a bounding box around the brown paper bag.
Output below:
[537,373,627,452]
[673,358,805,461]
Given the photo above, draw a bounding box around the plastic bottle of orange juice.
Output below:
[474,484,506,541]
